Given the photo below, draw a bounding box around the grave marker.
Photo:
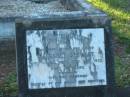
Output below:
[16,18,115,97]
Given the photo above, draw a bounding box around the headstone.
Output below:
[16,0,115,97]
[16,19,115,97]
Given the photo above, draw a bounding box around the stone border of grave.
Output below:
[0,0,104,19]
[3,87,130,97]
[0,0,104,40]
[29,0,101,11]
[15,16,115,97]
[0,0,97,51]
[60,0,103,12]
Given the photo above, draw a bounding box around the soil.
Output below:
[0,40,16,85]
[113,36,130,65]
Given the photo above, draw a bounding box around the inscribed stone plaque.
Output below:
[26,28,107,89]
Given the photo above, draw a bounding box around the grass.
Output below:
[87,0,130,39]
[115,56,130,87]
[87,0,130,54]
[87,0,130,87]
[0,72,18,97]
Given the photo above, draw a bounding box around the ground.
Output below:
[0,0,130,96]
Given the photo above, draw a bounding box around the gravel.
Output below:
[0,0,69,18]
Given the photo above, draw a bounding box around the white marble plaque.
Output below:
[26,28,107,89]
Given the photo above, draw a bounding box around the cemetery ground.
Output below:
[0,0,130,96]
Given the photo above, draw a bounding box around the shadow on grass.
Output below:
[101,0,130,12]
[115,56,130,87]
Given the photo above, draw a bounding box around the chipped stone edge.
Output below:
[0,0,110,41]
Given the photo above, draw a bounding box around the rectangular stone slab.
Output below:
[16,18,115,97]
[26,28,106,89]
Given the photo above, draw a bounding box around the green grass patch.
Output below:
[87,0,130,21]
[115,56,130,87]
[87,0,130,42]
[0,72,18,97]
[101,0,130,12]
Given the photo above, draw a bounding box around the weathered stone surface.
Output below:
[0,21,15,39]
[0,0,104,19]
[0,0,68,18]
[26,29,107,89]
[0,0,107,52]
[0,0,68,39]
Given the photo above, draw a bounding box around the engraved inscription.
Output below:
[26,28,107,89]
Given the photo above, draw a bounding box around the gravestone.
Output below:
[16,0,115,97]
